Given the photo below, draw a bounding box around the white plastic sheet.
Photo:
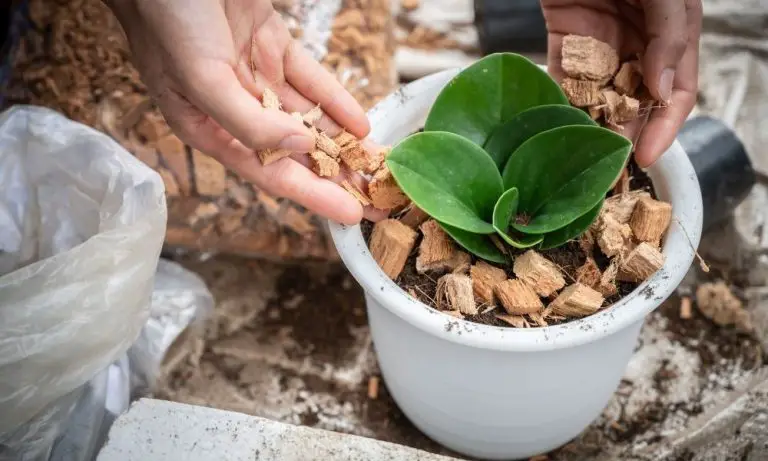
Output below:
[128,259,214,398]
[0,106,167,460]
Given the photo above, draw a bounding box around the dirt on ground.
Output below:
[155,251,763,461]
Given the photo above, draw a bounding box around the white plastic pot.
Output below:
[329,69,703,460]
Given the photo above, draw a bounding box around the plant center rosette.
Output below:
[364,37,674,328]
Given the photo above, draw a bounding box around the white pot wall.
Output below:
[330,68,703,460]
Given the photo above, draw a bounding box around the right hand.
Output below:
[541,0,703,168]
[107,0,386,225]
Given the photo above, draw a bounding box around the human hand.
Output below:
[107,0,386,225]
[541,0,702,168]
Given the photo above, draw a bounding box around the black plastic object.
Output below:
[678,116,756,232]
[474,0,548,55]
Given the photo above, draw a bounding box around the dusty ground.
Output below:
[156,250,765,461]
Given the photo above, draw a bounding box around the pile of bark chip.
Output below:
[559,35,652,127]
[365,165,674,328]
[4,0,396,261]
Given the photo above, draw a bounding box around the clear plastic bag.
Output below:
[0,105,167,460]
[128,259,214,399]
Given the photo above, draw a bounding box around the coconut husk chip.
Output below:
[560,35,653,128]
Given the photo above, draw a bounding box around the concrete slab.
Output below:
[97,399,462,461]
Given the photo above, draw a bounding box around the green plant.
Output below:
[386,53,632,263]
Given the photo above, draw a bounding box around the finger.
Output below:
[634,89,696,168]
[158,89,364,225]
[289,140,392,222]
[640,0,690,103]
[284,40,370,138]
[181,61,315,153]
[634,1,700,167]
[251,72,344,136]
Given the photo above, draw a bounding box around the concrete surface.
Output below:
[97,399,461,461]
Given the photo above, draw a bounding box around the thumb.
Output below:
[640,0,689,104]
[181,62,315,153]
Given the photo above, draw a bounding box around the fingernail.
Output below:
[279,135,315,153]
[659,68,675,104]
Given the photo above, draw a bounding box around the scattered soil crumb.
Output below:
[695,281,753,333]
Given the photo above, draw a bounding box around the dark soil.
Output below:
[363,157,657,329]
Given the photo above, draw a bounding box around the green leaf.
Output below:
[492,188,544,249]
[440,222,506,264]
[424,53,569,147]
[539,199,603,250]
[502,125,631,234]
[387,131,503,234]
[484,104,597,169]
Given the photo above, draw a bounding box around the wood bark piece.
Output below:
[339,138,370,171]
[309,150,340,178]
[575,258,601,288]
[303,105,323,125]
[315,130,341,158]
[550,283,605,317]
[262,88,281,110]
[630,197,672,245]
[364,147,387,174]
[416,220,454,273]
[597,260,619,297]
[496,314,529,328]
[680,296,693,320]
[257,148,293,166]
[192,149,227,196]
[597,216,634,258]
[528,311,549,327]
[494,279,544,315]
[601,90,640,125]
[561,78,602,107]
[470,261,507,306]
[601,190,651,224]
[341,180,372,206]
[333,9,366,29]
[399,204,430,229]
[334,131,358,149]
[614,61,642,96]
[588,106,603,121]
[368,165,409,210]
[618,242,665,282]
[579,228,596,255]
[561,35,619,83]
[513,250,566,297]
[695,282,753,332]
[436,274,477,315]
[369,219,417,280]
[157,134,191,195]
[416,220,461,274]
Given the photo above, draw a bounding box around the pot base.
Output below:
[368,295,643,460]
